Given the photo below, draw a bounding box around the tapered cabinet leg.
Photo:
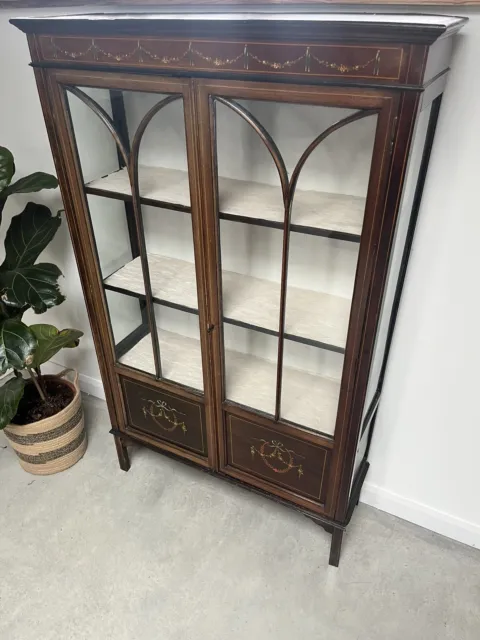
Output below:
[113,433,131,472]
[329,528,344,567]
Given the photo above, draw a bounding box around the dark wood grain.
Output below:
[122,377,208,456]
[226,413,331,503]
[112,430,131,471]
[17,15,464,566]
[329,528,344,567]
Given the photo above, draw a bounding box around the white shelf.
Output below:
[105,253,351,349]
[219,174,365,236]
[119,327,340,435]
[87,166,191,208]
[119,328,204,392]
[225,348,340,436]
[106,253,198,310]
[86,165,365,237]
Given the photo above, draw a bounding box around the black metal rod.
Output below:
[359,388,381,439]
[66,86,129,166]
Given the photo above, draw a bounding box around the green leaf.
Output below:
[1,202,61,270]
[0,319,37,375]
[0,377,25,430]
[30,324,83,367]
[4,172,58,196]
[0,263,65,314]
[0,147,15,193]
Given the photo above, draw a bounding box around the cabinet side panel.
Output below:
[352,96,442,491]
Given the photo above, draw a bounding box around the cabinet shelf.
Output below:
[104,253,351,353]
[85,165,365,242]
[119,328,204,392]
[119,326,339,436]
[225,347,340,437]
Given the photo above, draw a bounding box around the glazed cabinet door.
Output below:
[43,70,214,464]
[197,79,398,512]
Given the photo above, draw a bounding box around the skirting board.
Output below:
[361,482,480,549]
[48,360,479,550]
[47,360,106,401]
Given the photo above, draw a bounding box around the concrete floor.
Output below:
[1,395,479,640]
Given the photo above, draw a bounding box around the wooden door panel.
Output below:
[194,78,400,517]
[40,68,218,468]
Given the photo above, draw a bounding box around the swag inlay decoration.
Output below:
[48,37,383,75]
[13,11,466,567]
[250,439,305,479]
[142,399,188,434]
[36,35,405,81]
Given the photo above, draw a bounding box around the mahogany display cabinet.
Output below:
[13,12,466,566]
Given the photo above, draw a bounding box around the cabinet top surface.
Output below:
[11,12,467,44]
[12,13,465,27]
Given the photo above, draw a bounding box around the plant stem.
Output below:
[0,197,6,226]
[34,367,47,396]
[27,367,46,403]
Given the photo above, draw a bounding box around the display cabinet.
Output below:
[13,12,466,566]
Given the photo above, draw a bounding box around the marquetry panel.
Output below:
[122,377,208,456]
[37,36,405,82]
[226,413,330,503]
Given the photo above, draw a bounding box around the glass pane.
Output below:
[281,341,344,436]
[214,96,378,435]
[107,289,149,375]
[66,86,203,391]
[223,324,278,417]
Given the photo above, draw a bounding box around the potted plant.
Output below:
[0,146,86,475]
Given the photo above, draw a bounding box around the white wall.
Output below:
[361,9,480,548]
[1,5,479,548]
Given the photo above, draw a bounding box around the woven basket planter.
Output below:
[3,370,86,475]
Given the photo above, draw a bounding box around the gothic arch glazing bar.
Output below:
[65,86,129,167]
[215,96,289,201]
[274,109,379,422]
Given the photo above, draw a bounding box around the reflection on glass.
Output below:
[87,195,134,280]
[107,289,149,373]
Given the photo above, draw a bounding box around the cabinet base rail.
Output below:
[110,427,369,568]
